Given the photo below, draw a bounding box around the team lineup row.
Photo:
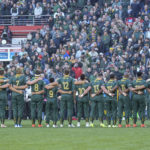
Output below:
[0,67,149,128]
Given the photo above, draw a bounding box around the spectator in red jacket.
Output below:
[72,63,82,79]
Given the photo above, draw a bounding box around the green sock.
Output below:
[99,118,103,123]
[141,117,145,124]
[60,118,63,125]
[90,117,93,123]
[78,117,81,122]
[32,119,35,124]
[119,118,122,124]
[14,118,17,124]
[133,118,136,124]
[126,118,129,124]
[68,117,72,124]
[85,118,89,122]
[18,117,22,125]
[38,119,42,125]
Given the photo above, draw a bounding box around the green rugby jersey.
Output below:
[45,86,58,99]
[90,79,104,95]
[104,79,118,97]
[31,77,44,93]
[0,76,8,95]
[129,78,147,95]
[9,74,26,96]
[75,82,90,98]
[118,78,130,94]
[58,75,74,94]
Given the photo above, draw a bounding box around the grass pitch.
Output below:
[0,120,150,150]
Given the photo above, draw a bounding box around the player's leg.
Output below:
[17,95,24,127]
[77,101,82,126]
[118,96,123,126]
[132,95,138,126]
[139,95,146,126]
[37,100,43,127]
[84,101,89,127]
[67,98,73,126]
[12,96,18,126]
[112,100,117,127]
[30,99,36,127]
[45,100,50,127]
[60,99,66,126]
[0,99,6,127]
[124,96,130,126]
[98,99,104,123]
[52,99,58,127]
[89,101,96,125]
[106,100,111,127]
[146,100,149,119]
[129,94,133,119]
[147,95,150,120]
[98,99,105,127]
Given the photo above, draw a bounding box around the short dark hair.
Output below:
[137,71,142,77]
[110,73,115,79]
[80,74,85,80]
[98,72,103,77]
[49,78,54,83]
[35,69,41,75]
[64,69,69,75]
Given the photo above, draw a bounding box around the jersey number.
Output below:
[34,84,39,92]
[49,90,53,97]
[107,86,112,91]
[16,80,20,86]
[121,85,125,91]
[94,85,99,93]
[63,82,69,90]
[79,88,85,95]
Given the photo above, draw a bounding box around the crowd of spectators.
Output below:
[0,0,149,119]
[2,0,149,80]
[0,0,150,118]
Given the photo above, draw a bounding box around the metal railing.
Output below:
[0,15,52,26]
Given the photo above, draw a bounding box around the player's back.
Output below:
[46,86,58,99]
[75,82,89,96]
[31,77,44,93]
[58,75,74,92]
[0,76,8,96]
[118,78,129,90]
[91,79,103,94]
[10,74,26,96]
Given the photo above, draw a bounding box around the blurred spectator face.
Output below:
[79,46,83,51]
[13,4,16,8]
[35,33,40,39]
[145,16,149,21]
[144,5,148,10]
[56,65,59,70]
[87,68,91,72]
[34,43,38,48]
[104,31,107,36]
[36,3,40,8]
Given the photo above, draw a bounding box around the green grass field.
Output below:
[1,120,150,150]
